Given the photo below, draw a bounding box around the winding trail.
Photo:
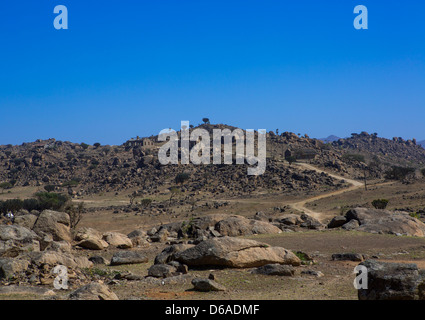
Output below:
[290,162,364,222]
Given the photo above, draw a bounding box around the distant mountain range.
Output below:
[318,135,342,143]
[419,140,425,148]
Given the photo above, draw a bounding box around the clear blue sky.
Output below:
[1,0,424,145]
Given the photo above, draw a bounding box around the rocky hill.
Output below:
[331,132,425,168]
[1,126,424,199]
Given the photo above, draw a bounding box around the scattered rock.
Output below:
[301,270,324,277]
[110,251,148,266]
[89,256,108,265]
[148,264,178,278]
[252,264,295,276]
[69,282,119,300]
[191,278,226,292]
[328,216,347,229]
[102,232,133,249]
[332,253,364,262]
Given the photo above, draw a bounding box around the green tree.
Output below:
[169,186,181,205]
[0,182,13,194]
[372,199,389,210]
[202,118,210,124]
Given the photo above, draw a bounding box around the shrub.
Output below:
[34,192,69,211]
[342,153,365,163]
[175,172,190,185]
[0,182,13,193]
[62,179,80,187]
[385,166,415,180]
[421,168,425,177]
[80,143,89,150]
[44,185,56,192]
[0,199,23,214]
[372,199,389,210]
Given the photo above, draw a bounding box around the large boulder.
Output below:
[29,251,93,269]
[215,216,282,237]
[0,258,30,279]
[69,282,119,300]
[127,229,149,247]
[110,250,148,266]
[75,227,108,250]
[172,237,301,268]
[328,216,347,228]
[357,260,425,300]
[191,278,226,292]
[13,214,38,230]
[154,243,195,265]
[102,232,133,249]
[346,208,425,237]
[0,225,40,255]
[32,210,71,242]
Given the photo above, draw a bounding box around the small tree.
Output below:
[169,186,181,205]
[0,182,13,194]
[128,191,141,206]
[65,202,85,230]
[93,142,101,148]
[202,118,210,125]
[372,199,389,210]
[140,198,153,213]
[80,143,89,150]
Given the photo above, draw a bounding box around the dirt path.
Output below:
[290,162,364,222]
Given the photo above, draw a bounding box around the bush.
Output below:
[44,185,56,192]
[0,199,23,214]
[34,192,69,211]
[342,153,365,163]
[0,182,13,193]
[62,179,81,187]
[80,143,89,150]
[421,168,425,177]
[175,173,190,185]
[385,166,415,180]
[372,199,389,210]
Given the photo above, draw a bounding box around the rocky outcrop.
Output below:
[345,208,425,237]
[214,215,282,237]
[32,210,71,242]
[75,227,109,250]
[0,225,40,256]
[102,232,133,249]
[170,237,301,268]
[357,260,425,300]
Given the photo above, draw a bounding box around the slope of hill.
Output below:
[332,132,425,168]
